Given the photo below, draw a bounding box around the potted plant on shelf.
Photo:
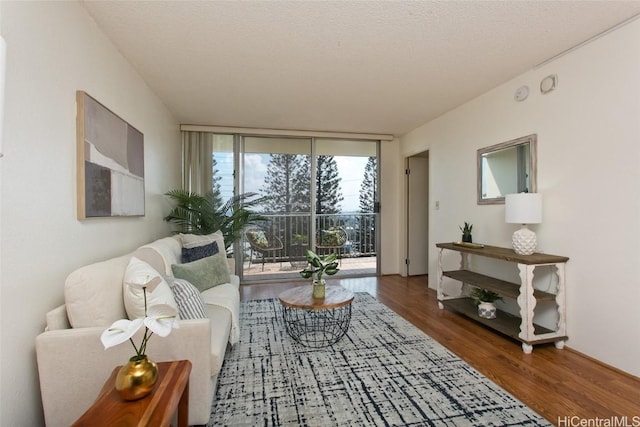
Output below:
[299,250,339,299]
[459,222,473,243]
[470,287,501,319]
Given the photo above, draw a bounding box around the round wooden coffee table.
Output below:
[278,285,355,348]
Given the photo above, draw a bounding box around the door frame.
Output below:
[405,150,429,276]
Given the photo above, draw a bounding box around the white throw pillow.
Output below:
[123,257,178,319]
[180,230,226,251]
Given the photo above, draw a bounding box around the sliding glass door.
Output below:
[241,136,312,281]
[241,137,378,282]
[313,139,377,278]
[180,131,379,282]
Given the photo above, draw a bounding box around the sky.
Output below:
[215,153,370,212]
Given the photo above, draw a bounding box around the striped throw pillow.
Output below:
[167,277,207,320]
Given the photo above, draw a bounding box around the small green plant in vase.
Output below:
[470,287,501,320]
[300,250,340,298]
[459,222,473,243]
[292,233,309,245]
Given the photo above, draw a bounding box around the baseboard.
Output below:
[564,346,640,382]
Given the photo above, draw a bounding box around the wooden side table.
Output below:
[72,360,191,427]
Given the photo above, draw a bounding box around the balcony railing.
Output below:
[243,212,377,266]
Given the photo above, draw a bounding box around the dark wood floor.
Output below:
[240,275,640,425]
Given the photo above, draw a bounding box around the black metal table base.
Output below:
[281,304,352,348]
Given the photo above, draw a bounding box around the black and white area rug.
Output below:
[208,293,551,426]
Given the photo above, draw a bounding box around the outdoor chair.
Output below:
[245,228,284,271]
[316,227,348,264]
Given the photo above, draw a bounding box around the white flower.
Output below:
[144,304,180,337]
[100,277,178,357]
[100,318,144,350]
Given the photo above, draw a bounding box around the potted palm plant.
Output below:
[164,190,267,252]
[299,250,339,299]
[470,287,501,319]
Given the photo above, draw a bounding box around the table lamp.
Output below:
[505,193,542,255]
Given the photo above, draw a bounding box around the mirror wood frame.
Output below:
[477,134,537,205]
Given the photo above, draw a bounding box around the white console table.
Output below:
[436,242,569,354]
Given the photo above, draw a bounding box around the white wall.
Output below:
[380,138,401,275]
[0,2,180,425]
[0,6,4,413]
[400,19,640,377]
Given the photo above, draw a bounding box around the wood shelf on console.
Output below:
[442,270,556,301]
[436,242,569,265]
[441,298,564,345]
[437,242,569,352]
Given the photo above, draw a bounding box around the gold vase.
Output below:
[312,281,326,299]
[115,355,158,401]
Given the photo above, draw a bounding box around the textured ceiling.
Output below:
[81,1,640,136]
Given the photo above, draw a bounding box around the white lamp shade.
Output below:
[505,193,542,224]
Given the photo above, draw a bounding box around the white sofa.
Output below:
[35,235,239,426]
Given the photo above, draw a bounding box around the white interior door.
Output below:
[407,154,429,276]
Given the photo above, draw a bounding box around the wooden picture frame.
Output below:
[76,91,145,219]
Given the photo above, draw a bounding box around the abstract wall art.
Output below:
[76,91,145,219]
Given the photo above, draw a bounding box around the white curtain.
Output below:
[181,131,213,194]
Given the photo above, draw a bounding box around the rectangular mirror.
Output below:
[477,134,537,204]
